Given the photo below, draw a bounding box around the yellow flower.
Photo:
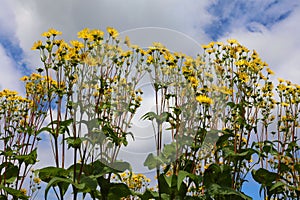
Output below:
[41,31,51,38]
[152,42,165,49]
[227,39,238,45]
[147,55,153,64]
[70,40,84,49]
[278,78,285,83]
[238,72,249,83]
[124,36,131,46]
[205,49,214,54]
[196,95,213,105]
[31,40,43,50]
[83,56,98,66]
[277,84,286,91]
[219,86,233,95]
[20,76,29,81]
[107,27,119,39]
[201,44,211,49]
[281,102,289,107]
[204,164,211,170]
[136,96,143,102]
[166,171,172,177]
[235,59,248,66]
[188,76,199,88]
[48,28,62,36]
[163,52,174,61]
[20,188,27,195]
[216,41,224,46]
[31,73,43,80]
[78,28,91,40]
[90,29,104,40]
[42,28,62,38]
[33,177,41,184]
[174,52,185,58]
[266,67,275,75]
[183,57,193,67]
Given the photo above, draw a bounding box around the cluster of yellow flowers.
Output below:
[0,89,33,115]
[20,73,61,100]
[195,95,213,105]
[27,27,300,198]
[112,171,151,193]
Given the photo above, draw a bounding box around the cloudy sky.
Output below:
[1,0,300,199]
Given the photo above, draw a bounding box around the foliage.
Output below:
[0,27,299,199]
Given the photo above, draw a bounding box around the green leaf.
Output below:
[207,184,252,200]
[177,170,197,191]
[203,164,232,187]
[0,185,29,199]
[78,175,98,193]
[269,181,285,195]
[161,142,177,161]
[37,126,52,135]
[228,148,258,161]
[15,148,37,166]
[80,118,101,132]
[227,101,236,108]
[65,137,83,149]
[109,161,131,172]
[107,183,132,199]
[141,111,158,121]
[144,153,164,170]
[252,168,278,186]
[216,133,234,148]
[45,177,85,200]
[0,163,18,184]
[163,174,173,188]
[138,189,158,200]
[0,147,14,157]
[38,167,69,183]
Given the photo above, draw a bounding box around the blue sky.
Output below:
[1,0,300,199]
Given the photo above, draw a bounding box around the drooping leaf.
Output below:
[38,167,69,183]
[144,153,164,170]
[207,183,252,200]
[269,181,285,195]
[15,148,37,166]
[0,185,29,199]
[141,111,158,121]
[65,137,84,149]
[45,177,84,200]
[0,163,18,184]
[252,168,278,186]
[107,183,132,199]
[177,170,198,191]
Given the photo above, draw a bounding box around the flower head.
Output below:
[48,28,62,36]
[20,188,27,195]
[107,27,119,39]
[266,67,275,75]
[20,76,29,81]
[78,28,91,40]
[90,29,104,41]
[33,177,41,184]
[31,40,43,50]
[42,28,62,38]
[227,39,238,45]
[196,95,213,105]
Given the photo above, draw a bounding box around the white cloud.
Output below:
[0,1,24,92]
[218,4,300,84]
[1,1,300,198]
[0,44,23,91]
[11,0,213,64]
[0,1,17,37]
